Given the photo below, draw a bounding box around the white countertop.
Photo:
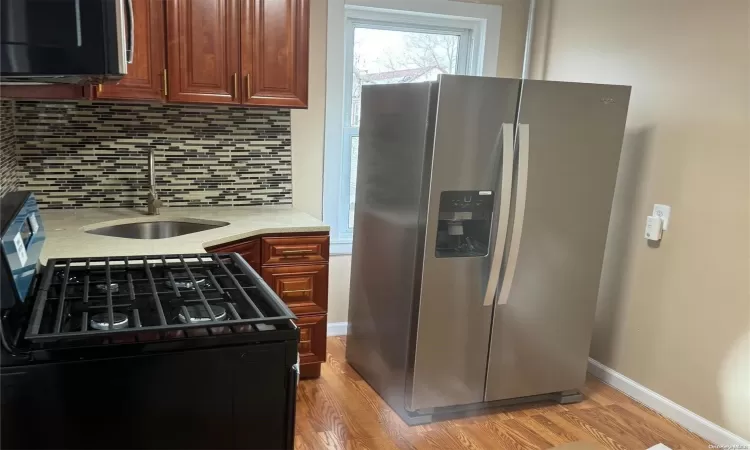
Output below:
[39,206,328,263]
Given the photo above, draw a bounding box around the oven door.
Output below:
[1,342,297,449]
[0,0,131,83]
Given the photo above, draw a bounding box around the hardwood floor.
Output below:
[295,337,710,449]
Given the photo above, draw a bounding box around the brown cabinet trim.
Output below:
[205,231,329,251]
[0,84,87,100]
[299,363,321,378]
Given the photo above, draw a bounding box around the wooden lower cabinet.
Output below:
[261,264,328,316]
[207,231,329,378]
[213,238,261,272]
[295,314,327,377]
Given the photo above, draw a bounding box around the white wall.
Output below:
[291,0,530,323]
[531,0,750,439]
[291,0,353,323]
[293,0,750,440]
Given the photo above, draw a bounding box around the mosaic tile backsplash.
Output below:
[0,100,17,197]
[12,100,292,208]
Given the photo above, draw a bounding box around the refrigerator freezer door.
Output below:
[346,82,438,419]
[409,75,521,412]
[485,80,631,402]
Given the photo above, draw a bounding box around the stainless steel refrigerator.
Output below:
[345,75,631,424]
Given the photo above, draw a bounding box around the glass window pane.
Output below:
[351,27,461,127]
[349,135,359,228]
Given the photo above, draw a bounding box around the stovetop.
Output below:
[24,253,296,345]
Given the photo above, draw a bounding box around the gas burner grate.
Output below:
[25,253,296,343]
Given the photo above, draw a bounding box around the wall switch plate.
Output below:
[652,204,671,230]
[645,216,663,241]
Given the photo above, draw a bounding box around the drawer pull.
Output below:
[283,289,313,295]
[163,69,168,97]
[280,249,315,256]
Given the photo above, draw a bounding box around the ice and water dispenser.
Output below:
[435,191,495,258]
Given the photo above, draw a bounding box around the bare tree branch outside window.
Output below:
[347,28,462,226]
[350,29,460,126]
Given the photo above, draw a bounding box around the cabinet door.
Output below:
[241,0,309,107]
[261,264,328,316]
[294,314,326,366]
[95,0,166,101]
[167,0,241,104]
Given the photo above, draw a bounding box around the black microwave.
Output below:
[0,0,132,84]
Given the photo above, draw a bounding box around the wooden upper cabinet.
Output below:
[241,0,309,107]
[3,0,310,108]
[95,0,167,101]
[167,0,241,104]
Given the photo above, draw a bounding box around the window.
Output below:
[324,0,501,254]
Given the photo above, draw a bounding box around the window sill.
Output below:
[330,242,353,255]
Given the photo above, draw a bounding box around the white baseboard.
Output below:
[588,358,750,447]
[327,321,349,336]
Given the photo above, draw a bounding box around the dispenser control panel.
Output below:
[438,190,494,220]
[435,190,495,258]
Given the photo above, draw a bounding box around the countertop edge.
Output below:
[38,207,330,263]
[39,225,331,264]
[202,226,331,249]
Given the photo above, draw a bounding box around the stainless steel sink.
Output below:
[85,220,229,240]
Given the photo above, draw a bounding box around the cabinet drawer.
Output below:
[295,314,327,365]
[261,264,328,315]
[209,239,261,272]
[261,235,329,266]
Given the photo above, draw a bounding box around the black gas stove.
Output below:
[0,192,299,449]
[25,253,296,344]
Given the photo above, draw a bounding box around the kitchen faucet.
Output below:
[146,149,162,215]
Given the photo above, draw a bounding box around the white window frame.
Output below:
[324,0,502,254]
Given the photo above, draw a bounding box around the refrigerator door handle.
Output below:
[497,123,529,306]
[483,123,515,306]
